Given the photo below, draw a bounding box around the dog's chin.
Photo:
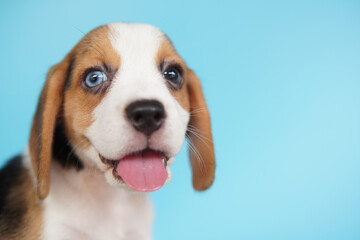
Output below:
[98,148,174,192]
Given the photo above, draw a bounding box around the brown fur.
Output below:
[0,158,42,240]
[156,39,190,111]
[29,25,121,199]
[63,25,120,151]
[29,60,71,199]
[156,39,215,190]
[186,70,215,190]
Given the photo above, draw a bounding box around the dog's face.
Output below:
[29,23,215,199]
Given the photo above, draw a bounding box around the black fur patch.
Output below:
[0,155,27,236]
[52,120,84,170]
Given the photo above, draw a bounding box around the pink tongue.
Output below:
[116,149,168,192]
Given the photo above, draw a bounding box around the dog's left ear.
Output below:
[29,57,70,200]
[186,69,215,191]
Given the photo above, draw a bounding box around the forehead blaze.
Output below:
[156,38,190,112]
[63,25,121,148]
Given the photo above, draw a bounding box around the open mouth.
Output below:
[99,148,169,192]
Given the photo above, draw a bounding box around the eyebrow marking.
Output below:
[102,62,117,76]
[160,61,184,75]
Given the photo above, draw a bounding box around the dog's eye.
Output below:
[84,71,107,88]
[163,66,183,89]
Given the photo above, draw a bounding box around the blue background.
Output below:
[1,0,360,239]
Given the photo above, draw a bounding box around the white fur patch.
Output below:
[42,162,153,240]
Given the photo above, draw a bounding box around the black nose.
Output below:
[126,100,166,136]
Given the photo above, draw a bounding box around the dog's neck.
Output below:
[47,162,154,240]
[23,149,154,240]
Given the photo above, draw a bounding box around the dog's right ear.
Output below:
[29,56,71,200]
[186,69,215,191]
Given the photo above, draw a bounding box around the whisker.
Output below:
[187,124,213,144]
[72,25,86,36]
[189,107,208,115]
[186,133,206,173]
[187,129,213,154]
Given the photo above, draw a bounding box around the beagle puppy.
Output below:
[0,22,215,240]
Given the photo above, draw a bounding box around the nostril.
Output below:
[134,113,142,123]
[154,112,162,122]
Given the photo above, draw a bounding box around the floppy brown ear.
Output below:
[187,69,215,191]
[29,59,69,200]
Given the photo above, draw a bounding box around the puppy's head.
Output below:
[29,23,215,200]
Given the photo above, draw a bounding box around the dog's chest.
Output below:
[42,163,154,240]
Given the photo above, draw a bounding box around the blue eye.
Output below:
[163,66,182,87]
[84,71,107,88]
